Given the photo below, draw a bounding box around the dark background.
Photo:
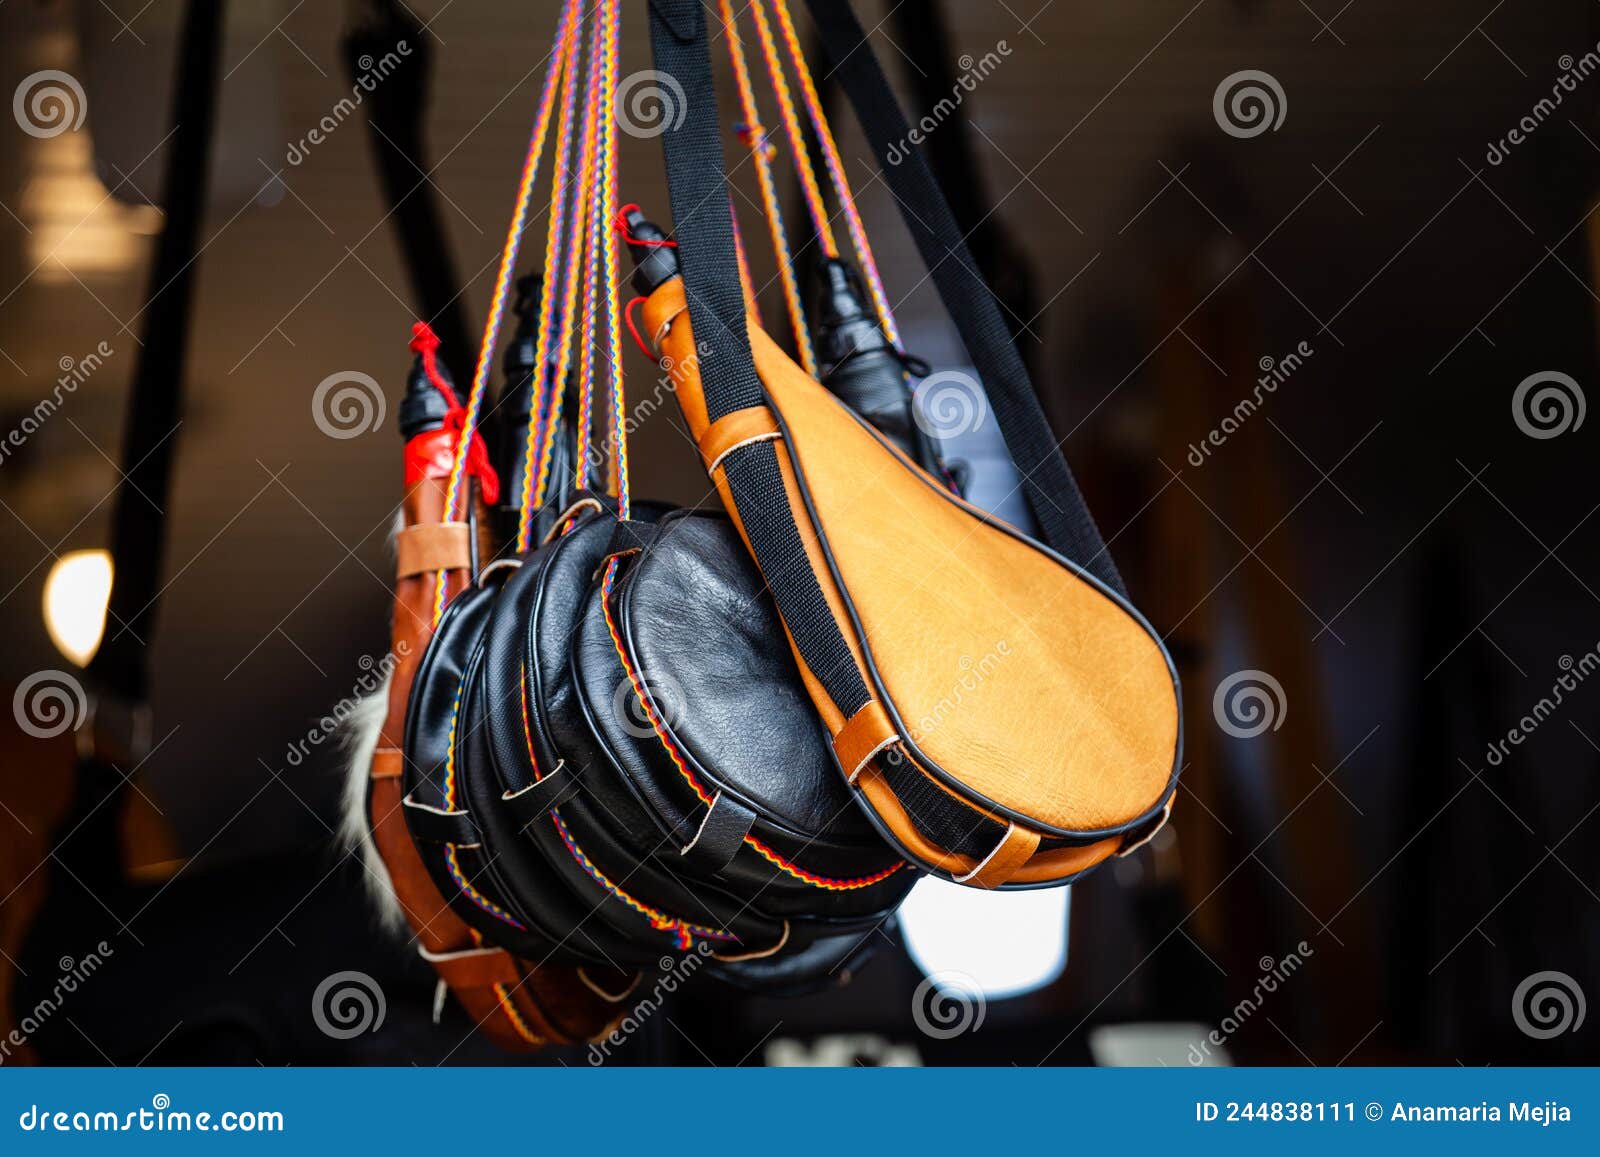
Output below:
[1,0,1597,1066]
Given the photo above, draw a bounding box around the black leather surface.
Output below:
[578,511,915,924]
[401,584,587,964]
[500,510,786,959]
[458,568,643,966]
[622,513,877,842]
[400,505,916,989]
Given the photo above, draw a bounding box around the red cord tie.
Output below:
[405,321,501,504]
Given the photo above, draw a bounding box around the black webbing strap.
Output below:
[802,0,1123,596]
[881,750,1004,859]
[345,0,474,383]
[649,0,869,720]
[84,0,225,702]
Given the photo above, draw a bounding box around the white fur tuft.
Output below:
[338,672,408,934]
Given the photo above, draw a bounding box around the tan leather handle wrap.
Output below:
[698,405,782,474]
[395,521,472,580]
[954,824,1041,889]
[833,701,898,783]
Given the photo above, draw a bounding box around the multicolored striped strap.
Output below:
[433,0,579,622]
[761,0,902,348]
[718,0,817,377]
[515,0,589,551]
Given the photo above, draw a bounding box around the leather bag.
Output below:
[403,502,911,992]
[643,0,1182,890]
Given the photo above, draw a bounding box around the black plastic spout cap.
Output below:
[398,350,454,439]
[501,272,544,384]
[811,257,893,370]
[621,208,681,296]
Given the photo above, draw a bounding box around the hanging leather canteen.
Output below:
[643,0,1181,890]
[566,509,913,988]
[477,499,795,965]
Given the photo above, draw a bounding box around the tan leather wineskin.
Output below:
[643,277,1180,888]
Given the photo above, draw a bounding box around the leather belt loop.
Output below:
[678,790,756,874]
[401,794,482,847]
[833,700,900,784]
[697,406,782,476]
[1117,796,1174,858]
[371,747,404,781]
[954,823,1041,889]
[396,521,471,579]
[501,762,581,824]
[604,518,657,561]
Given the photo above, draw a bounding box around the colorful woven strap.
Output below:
[718,0,816,377]
[596,0,628,520]
[515,1,589,551]
[434,0,580,621]
[764,0,901,347]
[745,0,838,262]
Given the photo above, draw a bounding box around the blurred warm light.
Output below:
[19,130,156,281]
[43,549,113,666]
[899,876,1069,1000]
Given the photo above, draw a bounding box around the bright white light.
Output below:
[899,875,1069,1000]
[43,549,112,666]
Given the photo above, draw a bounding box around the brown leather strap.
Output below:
[419,944,521,989]
[698,405,781,475]
[954,823,1041,889]
[370,747,403,780]
[833,700,899,783]
[395,521,471,579]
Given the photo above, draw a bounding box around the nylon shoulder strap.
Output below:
[801,0,1123,595]
[649,0,872,722]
